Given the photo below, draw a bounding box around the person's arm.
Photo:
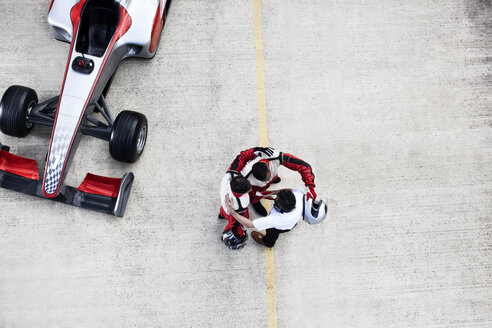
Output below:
[225,194,255,228]
[227,147,275,173]
[281,152,317,199]
[255,188,290,199]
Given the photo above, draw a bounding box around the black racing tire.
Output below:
[109,110,148,163]
[0,85,38,137]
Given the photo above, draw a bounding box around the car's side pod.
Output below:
[0,142,133,217]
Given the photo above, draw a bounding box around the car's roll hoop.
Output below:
[0,143,134,217]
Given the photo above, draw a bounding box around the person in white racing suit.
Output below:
[224,188,305,248]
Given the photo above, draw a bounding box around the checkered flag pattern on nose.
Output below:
[44,126,75,195]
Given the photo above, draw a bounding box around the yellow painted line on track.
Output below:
[253,1,277,327]
[253,0,269,147]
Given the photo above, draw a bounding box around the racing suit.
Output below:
[219,172,250,240]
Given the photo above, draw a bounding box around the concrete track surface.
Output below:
[0,1,491,327]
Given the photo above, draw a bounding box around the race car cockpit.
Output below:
[76,0,120,57]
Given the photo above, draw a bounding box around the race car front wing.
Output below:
[0,143,133,217]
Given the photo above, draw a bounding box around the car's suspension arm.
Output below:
[82,94,113,141]
[27,94,115,141]
[27,96,58,126]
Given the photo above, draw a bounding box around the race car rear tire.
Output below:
[109,110,148,163]
[0,85,38,137]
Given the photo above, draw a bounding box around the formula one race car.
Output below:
[0,0,171,216]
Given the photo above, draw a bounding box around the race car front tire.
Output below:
[109,111,148,163]
[0,85,38,137]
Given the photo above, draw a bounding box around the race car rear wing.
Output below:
[0,143,133,217]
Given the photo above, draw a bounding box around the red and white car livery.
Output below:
[0,0,172,216]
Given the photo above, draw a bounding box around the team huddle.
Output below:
[218,147,327,250]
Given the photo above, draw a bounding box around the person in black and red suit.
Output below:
[219,172,252,250]
[225,147,317,216]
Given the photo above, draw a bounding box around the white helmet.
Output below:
[303,195,327,225]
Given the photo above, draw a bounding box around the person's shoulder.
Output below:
[238,192,250,205]
[292,188,305,196]
[220,175,232,194]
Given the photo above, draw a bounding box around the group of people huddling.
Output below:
[218,147,320,250]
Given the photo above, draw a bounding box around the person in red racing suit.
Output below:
[226,147,317,216]
[219,173,252,250]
